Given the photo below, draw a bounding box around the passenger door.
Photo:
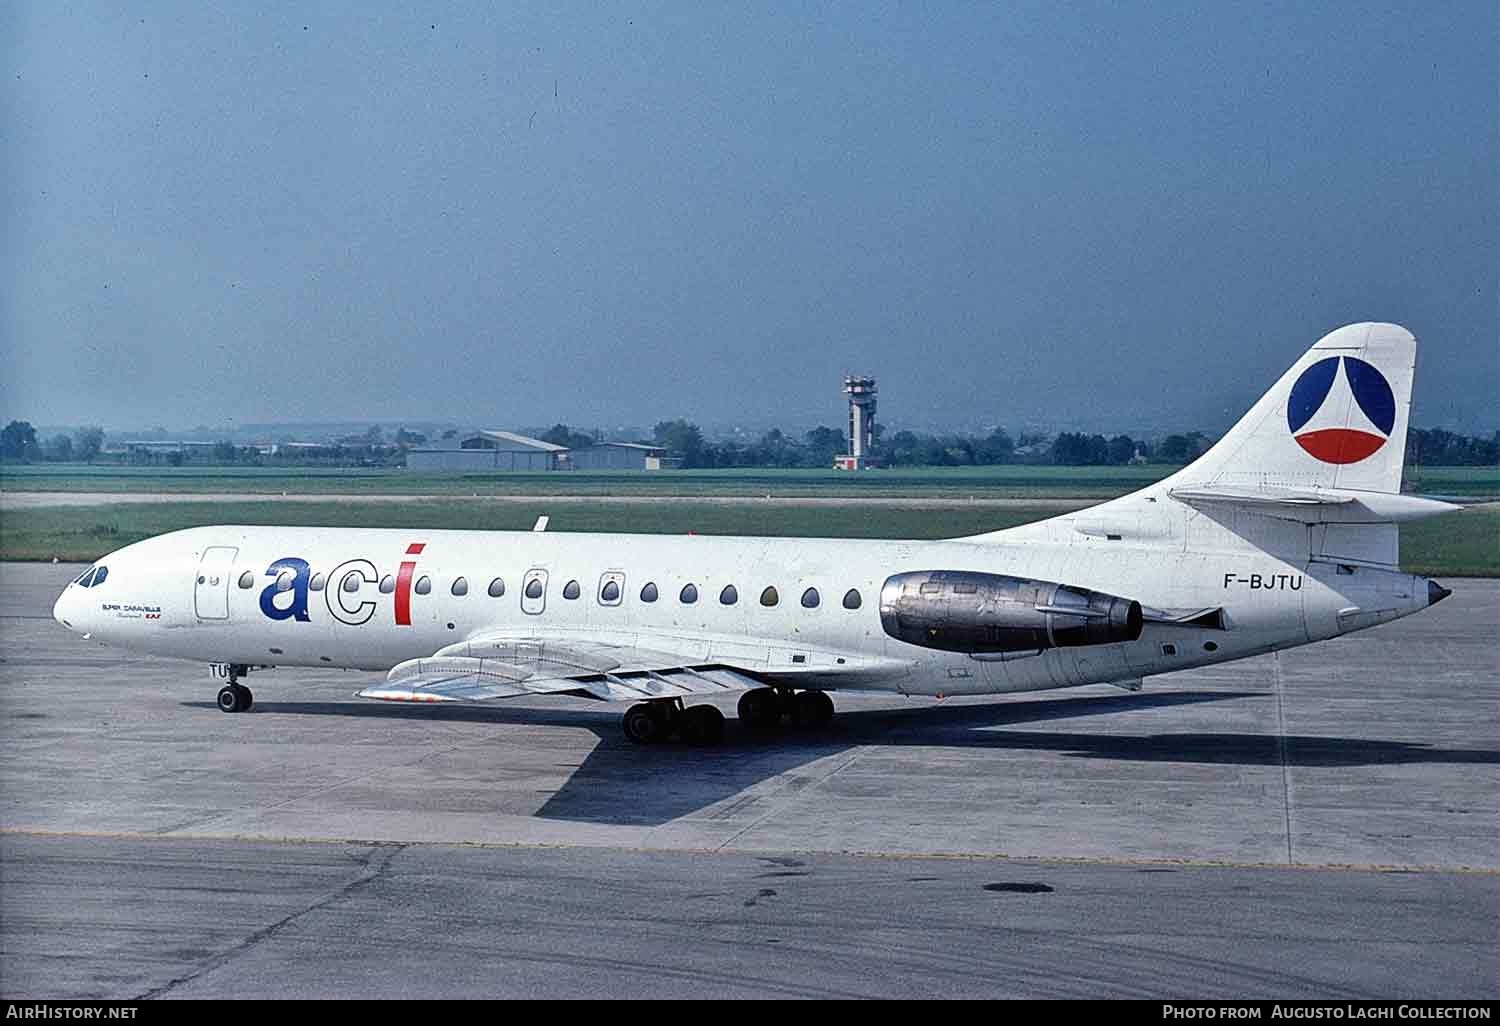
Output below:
[194,546,238,620]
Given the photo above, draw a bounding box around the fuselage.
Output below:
[51,522,1438,699]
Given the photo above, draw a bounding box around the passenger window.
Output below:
[842,588,862,610]
[563,580,580,600]
[341,572,361,593]
[379,575,395,594]
[275,570,296,592]
[238,571,255,589]
[600,580,620,603]
[521,569,548,614]
[680,583,698,604]
[720,584,738,605]
[452,577,468,596]
[801,587,820,608]
[488,578,505,598]
[415,576,432,595]
[640,582,659,603]
[310,573,326,592]
[760,586,779,607]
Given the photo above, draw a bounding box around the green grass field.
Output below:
[0,464,1180,498]
[4,463,1495,499]
[3,499,1494,576]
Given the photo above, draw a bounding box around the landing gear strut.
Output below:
[621,699,725,746]
[215,664,254,713]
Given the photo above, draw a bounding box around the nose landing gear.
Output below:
[216,684,254,713]
[214,664,254,713]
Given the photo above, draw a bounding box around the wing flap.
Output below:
[357,628,906,706]
[359,642,769,705]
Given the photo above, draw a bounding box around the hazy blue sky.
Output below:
[4,2,1496,436]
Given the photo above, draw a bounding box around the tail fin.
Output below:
[1171,322,1414,494]
[965,322,1457,565]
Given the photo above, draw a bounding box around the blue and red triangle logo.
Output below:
[1286,356,1395,465]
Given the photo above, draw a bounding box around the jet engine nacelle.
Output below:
[879,570,1143,655]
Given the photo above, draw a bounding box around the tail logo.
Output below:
[1286,356,1395,465]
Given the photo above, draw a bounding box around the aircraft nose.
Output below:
[53,586,77,630]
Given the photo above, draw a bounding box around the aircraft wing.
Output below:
[358,634,767,704]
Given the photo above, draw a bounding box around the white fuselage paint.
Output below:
[52,514,1435,699]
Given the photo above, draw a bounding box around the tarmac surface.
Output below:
[1,561,1496,998]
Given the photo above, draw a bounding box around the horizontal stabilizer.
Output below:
[1169,485,1460,524]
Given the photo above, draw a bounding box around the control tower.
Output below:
[834,376,879,470]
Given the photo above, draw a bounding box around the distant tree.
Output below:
[363,425,384,444]
[1156,432,1210,464]
[1407,428,1500,467]
[1106,434,1137,465]
[1051,432,1111,465]
[539,424,596,450]
[44,433,74,462]
[653,419,706,467]
[804,425,847,464]
[974,428,1014,465]
[73,425,104,463]
[1,421,39,461]
[213,441,240,463]
[393,427,428,449]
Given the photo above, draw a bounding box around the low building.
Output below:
[406,430,567,472]
[567,442,667,471]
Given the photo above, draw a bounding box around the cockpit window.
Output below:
[75,566,108,588]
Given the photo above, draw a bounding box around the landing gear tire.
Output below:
[792,690,834,729]
[216,684,252,713]
[678,705,726,746]
[737,688,781,730]
[623,703,668,744]
[648,700,679,735]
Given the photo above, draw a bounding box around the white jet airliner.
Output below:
[53,323,1457,745]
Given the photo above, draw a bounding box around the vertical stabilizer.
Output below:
[1169,322,1415,495]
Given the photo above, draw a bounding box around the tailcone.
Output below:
[1426,580,1453,607]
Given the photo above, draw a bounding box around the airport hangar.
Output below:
[405,430,666,472]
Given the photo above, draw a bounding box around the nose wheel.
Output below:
[216,683,254,713]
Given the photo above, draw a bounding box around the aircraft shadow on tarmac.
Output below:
[182,689,1500,827]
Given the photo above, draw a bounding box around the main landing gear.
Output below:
[738,687,835,731]
[619,688,837,745]
[621,699,725,746]
[215,664,254,713]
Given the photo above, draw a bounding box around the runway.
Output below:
[2,562,1496,998]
